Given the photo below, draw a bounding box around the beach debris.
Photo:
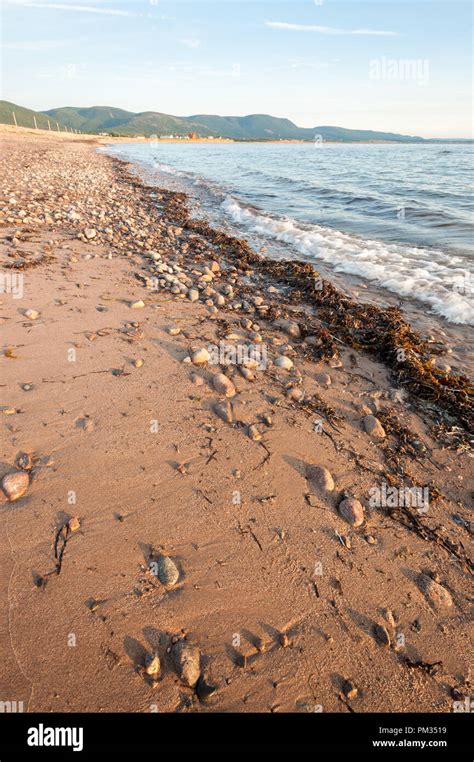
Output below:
[2,471,29,501]
[172,640,201,688]
[212,373,236,397]
[363,415,386,440]
[274,355,294,371]
[24,308,39,320]
[338,497,364,527]
[279,632,290,648]
[191,347,210,365]
[373,623,391,647]
[306,465,334,492]
[153,555,180,587]
[418,573,453,609]
[214,400,233,423]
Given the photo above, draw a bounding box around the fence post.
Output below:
[33,115,38,129]
[12,111,17,127]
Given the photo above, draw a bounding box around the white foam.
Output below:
[221,197,474,325]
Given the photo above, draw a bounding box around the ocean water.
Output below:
[105,142,474,325]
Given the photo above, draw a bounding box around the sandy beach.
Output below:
[0,126,472,714]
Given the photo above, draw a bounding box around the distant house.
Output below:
[150,134,158,139]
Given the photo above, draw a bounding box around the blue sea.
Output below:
[105,141,474,325]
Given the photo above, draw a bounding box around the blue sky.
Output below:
[2,0,472,137]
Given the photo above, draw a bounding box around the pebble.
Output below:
[24,309,39,320]
[191,373,204,386]
[167,327,181,336]
[314,372,331,387]
[306,465,334,492]
[286,387,305,402]
[248,424,262,441]
[274,355,294,371]
[214,401,233,423]
[191,348,211,365]
[274,318,301,338]
[145,653,161,681]
[154,555,180,586]
[84,228,96,239]
[362,415,386,440]
[172,641,201,688]
[188,288,199,302]
[134,359,144,368]
[213,373,236,398]
[338,497,364,527]
[342,680,358,700]
[2,471,29,501]
[130,300,145,309]
[418,574,453,609]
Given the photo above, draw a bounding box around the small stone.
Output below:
[24,309,39,320]
[15,452,32,470]
[362,415,386,439]
[306,465,334,492]
[145,653,161,680]
[274,355,293,371]
[172,640,201,687]
[191,348,211,365]
[134,359,144,368]
[188,288,199,302]
[342,680,358,700]
[154,555,180,586]
[279,633,290,648]
[239,367,255,381]
[2,471,29,501]
[274,318,300,338]
[365,534,377,545]
[213,373,236,398]
[248,424,262,441]
[191,373,204,386]
[418,574,453,609]
[168,327,181,336]
[84,228,96,239]
[286,387,305,402]
[214,401,233,423]
[69,516,81,532]
[130,300,145,309]
[314,372,331,387]
[374,623,391,647]
[338,497,364,527]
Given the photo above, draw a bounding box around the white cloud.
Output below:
[1,39,73,50]
[266,21,398,37]
[179,38,201,49]
[4,0,138,16]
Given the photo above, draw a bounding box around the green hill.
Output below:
[0,100,69,131]
[0,100,427,142]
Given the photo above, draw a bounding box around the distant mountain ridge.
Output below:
[1,100,459,142]
[1,101,424,142]
[42,105,427,141]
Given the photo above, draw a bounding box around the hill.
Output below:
[0,100,427,142]
[0,100,69,131]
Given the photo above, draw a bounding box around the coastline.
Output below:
[0,128,472,713]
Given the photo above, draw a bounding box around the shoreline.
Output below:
[0,129,472,713]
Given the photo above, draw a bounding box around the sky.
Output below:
[1,0,472,138]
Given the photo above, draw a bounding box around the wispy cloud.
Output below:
[1,39,73,50]
[179,38,201,49]
[266,21,398,37]
[4,0,138,16]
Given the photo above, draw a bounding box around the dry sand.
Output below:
[0,127,472,714]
